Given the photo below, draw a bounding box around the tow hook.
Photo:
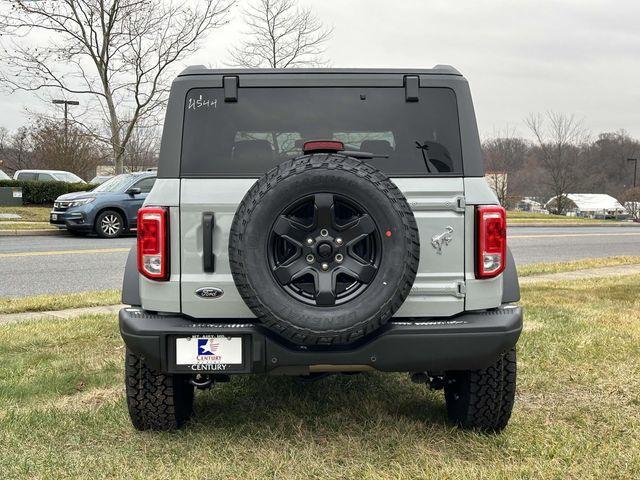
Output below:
[190,374,213,389]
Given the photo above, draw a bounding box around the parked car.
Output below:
[119,66,522,432]
[89,175,114,185]
[0,169,10,180]
[14,169,85,183]
[49,171,156,238]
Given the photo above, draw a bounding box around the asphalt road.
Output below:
[0,226,639,297]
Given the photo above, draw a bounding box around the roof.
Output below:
[179,65,462,77]
[546,194,626,211]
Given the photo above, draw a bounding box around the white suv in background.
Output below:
[13,169,85,183]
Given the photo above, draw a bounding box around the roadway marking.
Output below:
[510,232,640,239]
[0,247,130,258]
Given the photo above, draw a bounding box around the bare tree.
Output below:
[122,124,160,172]
[482,134,530,208]
[0,0,234,174]
[229,0,332,68]
[0,127,35,173]
[30,118,105,180]
[621,187,640,221]
[525,112,588,214]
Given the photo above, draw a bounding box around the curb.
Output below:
[508,222,640,228]
[0,229,67,236]
[0,304,124,325]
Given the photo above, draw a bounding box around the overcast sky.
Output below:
[2,0,639,139]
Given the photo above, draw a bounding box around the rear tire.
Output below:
[95,210,124,238]
[125,348,194,431]
[444,348,516,432]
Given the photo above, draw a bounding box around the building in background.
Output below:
[545,194,627,219]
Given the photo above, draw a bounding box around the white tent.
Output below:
[545,194,627,217]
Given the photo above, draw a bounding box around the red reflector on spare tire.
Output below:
[137,206,169,281]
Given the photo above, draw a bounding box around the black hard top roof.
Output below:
[178,65,462,77]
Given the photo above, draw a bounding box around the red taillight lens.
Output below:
[137,207,169,280]
[303,140,344,154]
[476,205,507,279]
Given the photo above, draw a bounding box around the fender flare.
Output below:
[502,247,520,303]
[122,246,141,306]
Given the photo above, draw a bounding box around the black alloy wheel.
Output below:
[268,193,380,307]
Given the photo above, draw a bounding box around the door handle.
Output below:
[202,212,215,272]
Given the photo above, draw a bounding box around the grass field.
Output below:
[517,255,640,277]
[0,206,52,222]
[1,275,639,479]
[507,211,628,224]
[0,289,120,314]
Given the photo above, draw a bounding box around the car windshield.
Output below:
[53,172,84,183]
[93,174,134,192]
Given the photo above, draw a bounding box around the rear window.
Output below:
[180,87,462,177]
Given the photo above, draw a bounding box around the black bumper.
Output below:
[119,306,523,375]
[49,211,92,231]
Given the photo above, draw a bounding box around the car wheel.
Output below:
[444,348,517,432]
[95,210,125,238]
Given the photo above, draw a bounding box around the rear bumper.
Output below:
[119,306,523,375]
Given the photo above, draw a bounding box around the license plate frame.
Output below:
[50,213,58,221]
[169,334,249,373]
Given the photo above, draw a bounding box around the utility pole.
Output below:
[629,158,638,188]
[52,99,79,148]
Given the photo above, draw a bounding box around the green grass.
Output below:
[507,211,625,224]
[0,290,120,315]
[1,276,640,479]
[518,255,640,277]
[0,205,52,222]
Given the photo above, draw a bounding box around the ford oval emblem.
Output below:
[195,287,224,299]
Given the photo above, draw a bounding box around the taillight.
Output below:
[303,140,344,154]
[137,207,169,280]
[476,205,507,279]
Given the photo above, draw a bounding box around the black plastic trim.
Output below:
[502,248,520,303]
[119,306,522,374]
[121,246,141,306]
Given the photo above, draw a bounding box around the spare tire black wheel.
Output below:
[229,154,420,345]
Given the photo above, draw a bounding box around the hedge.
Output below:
[0,180,95,205]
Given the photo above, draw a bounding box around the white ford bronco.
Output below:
[119,66,522,432]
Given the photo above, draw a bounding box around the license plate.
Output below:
[175,335,243,366]
[50,213,58,221]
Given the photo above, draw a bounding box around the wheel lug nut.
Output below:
[306,238,314,245]
[306,254,315,263]
[335,237,343,245]
[335,253,343,263]
[320,229,329,237]
[321,262,329,271]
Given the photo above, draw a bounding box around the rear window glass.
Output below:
[180,87,462,177]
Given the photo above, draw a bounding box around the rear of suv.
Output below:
[119,66,522,432]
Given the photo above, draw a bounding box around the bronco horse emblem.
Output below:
[431,226,454,254]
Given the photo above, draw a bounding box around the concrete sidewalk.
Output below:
[0,304,124,325]
[519,264,640,284]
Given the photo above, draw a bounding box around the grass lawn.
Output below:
[507,211,629,224]
[0,205,52,223]
[0,290,120,315]
[1,275,639,479]
[518,255,640,277]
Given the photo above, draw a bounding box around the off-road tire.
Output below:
[125,348,194,431]
[95,210,125,238]
[229,154,420,346]
[444,348,516,432]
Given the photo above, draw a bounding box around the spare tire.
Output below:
[229,154,419,345]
